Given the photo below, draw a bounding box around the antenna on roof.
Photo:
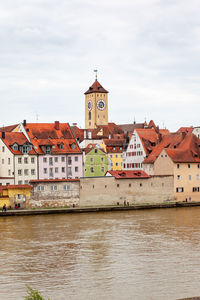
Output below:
[94,69,98,81]
[133,116,136,124]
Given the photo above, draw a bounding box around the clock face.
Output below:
[97,99,106,110]
[88,100,92,111]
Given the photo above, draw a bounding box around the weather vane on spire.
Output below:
[94,69,98,81]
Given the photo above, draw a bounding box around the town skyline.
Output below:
[1,0,200,131]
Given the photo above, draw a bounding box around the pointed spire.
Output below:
[94,69,98,81]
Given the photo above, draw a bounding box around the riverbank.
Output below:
[1,201,200,216]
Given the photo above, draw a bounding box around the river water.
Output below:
[0,207,200,300]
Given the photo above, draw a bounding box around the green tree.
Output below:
[24,286,50,300]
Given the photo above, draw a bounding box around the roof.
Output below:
[30,179,80,183]
[107,170,150,179]
[0,184,32,191]
[177,127,193,134]
[82,123,124,140]
[166,133,200,163]
[0,124,19,132]
[84,80,109,95]
[24,122,82,155]
[144,133,200,164]
[1,132,37,155]
[118,123,145,134]
[103,138,125,153]
[84,144,106,155]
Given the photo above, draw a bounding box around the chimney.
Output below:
[1,132,5,139]
[158,133,162,143]
[84,130,87,139]
[23,120,27,127]
[54,121,60,130]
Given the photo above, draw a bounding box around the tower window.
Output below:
[89,111,91,120]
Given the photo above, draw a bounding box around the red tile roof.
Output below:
[84,144,106,155]
[84,80,109,95]
[103,138,125,153]
[107,170,150,179]
[0,184,32,191]
[144,133,200,164]
[24,122,82,155]
[1,132,37,155]
[30,179,80,183]
[177,127,193,134]
[0,124,19,132]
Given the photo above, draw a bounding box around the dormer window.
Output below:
[46,146,51,154]
[59,144,64,150]
[70,143,76,150]
[12,143,18,151]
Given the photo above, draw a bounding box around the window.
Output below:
[61,156,65,162]
[68,167,72,176]
[115,154,118,158]
[193,187,199,192]
[8,158,10,165]
[64,185,70,191]
[90,157,94,162]
[24,180,29,184]
[116,162,119,166]
[101,167,104,172]
[176,187,184,193]
[24,169,29,176]
[2,146,5,152]
[140,183,142,187]
[75,156,78,162]
[43,157,47,163]
[18,157,22,164]
[31,169,35,175]
[110,154,113,158]
[18,180,22,185]
[188,164,191,168]
[177,164,180,169]
[117,184,120,187]
[188,175,192,180]
[54,157,58,163]
[18,169,22,176]
[177,175,181,180]
[68,157,72,165]
[44,168,47,174]
[2,159,4,164]
[161,155,163,158]
[129,183,131,187]
[55,167,58,173]
[46,146,51,154]
[198,164,200,169]
[37,185,44,191]
[24,157,28,164]
[75,167,78,172]
[95,149,98,153]
[113,147,116,150]
[49,157,53,166]
[165,154,167,157]
[51,185,57,191]
[89,111,91,120]
[8,169,11,176]
[90,167,94,173]
[49,168,53,177]
[196,174,199,180]
[31,157,35,163]
[62,167,65,173]
[59,144,64,150]
[101,157,104,162]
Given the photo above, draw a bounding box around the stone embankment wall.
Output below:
[80,175,174,207]
[29,181,80,208]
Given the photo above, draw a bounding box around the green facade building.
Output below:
[84,145,110,177]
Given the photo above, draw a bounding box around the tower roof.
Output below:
[84,80,109,95]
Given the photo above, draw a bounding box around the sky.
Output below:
[0,0,200,131]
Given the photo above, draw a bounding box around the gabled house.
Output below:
[123,126,169,170]
[143,133,200,201]
[100,138,125,171]
[20,121,83,180]
[83,144,110,177]
[0,131,38,184]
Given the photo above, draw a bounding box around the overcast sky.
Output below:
[0,0,200,131]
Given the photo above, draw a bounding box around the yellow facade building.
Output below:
[0,184,32,208]
[100,139,125,171]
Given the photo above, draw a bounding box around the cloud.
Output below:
[0,0,200,131]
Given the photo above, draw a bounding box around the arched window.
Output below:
[89,111,91,120]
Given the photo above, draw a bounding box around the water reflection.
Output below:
[0,208,200,299]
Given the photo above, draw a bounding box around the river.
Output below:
[0,207,200,300]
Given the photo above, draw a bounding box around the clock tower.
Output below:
[84,76,109,129]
